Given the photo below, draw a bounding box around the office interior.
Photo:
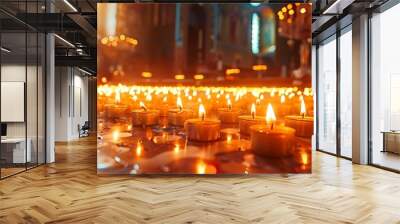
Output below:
[0,0,400,182]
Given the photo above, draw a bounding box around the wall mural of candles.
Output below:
[97,3,312,174]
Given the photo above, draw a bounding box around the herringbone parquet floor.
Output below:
[1,137,400,224]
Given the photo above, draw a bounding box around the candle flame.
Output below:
[280,95,286,104]
[177,96,183,111]
[139,101,147,111]
[227,134,232,144]
[251,103,256,119]
[266,103,276,124]
[300,97,306,117]
[174,144,180,154]
[196,161,206,174]
[163,96,167,103]
[146,94,152,102]
[132,95,137,102]
[301,152,308,165]
[115,90,121,104]
[136,141,142,156]
[199,104,206,121]
[112,130,120,142]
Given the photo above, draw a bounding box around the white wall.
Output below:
[55,67,89,141]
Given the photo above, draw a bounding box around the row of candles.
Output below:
[98,85,314,159]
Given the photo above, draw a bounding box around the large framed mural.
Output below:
[97,3,313,175]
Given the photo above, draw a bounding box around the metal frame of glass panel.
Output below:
[0,0,47,180]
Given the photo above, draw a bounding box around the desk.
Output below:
[382,131,400,154]
[1,138,31,163]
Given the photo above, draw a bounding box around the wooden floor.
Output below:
[0,137,400,224]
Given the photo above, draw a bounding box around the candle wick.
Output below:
[271,123,274,130]
[251,113,255,120]
[179,106,183,112]
[201,114,205,121]
[302,113,305,119]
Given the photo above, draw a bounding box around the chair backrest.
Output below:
[82,121,90,129]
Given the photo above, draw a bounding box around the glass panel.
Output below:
[339,29,352,158]
[38,33,46,165]
[371,4,400,171]
[27,30,38,168]
[317,37,337,154]
[1,30,28,177]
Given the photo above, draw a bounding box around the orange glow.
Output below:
[112,130,120,142]
[199,104,206,121]
[301,152,309,165]
[126,37,138,45]
[136,141,143,156]
[196,161,206,174]
[177,96,183,111]
[251,103,256,119]
[225,68,240,75]
[146,94,152,102]
[174,144,180,154]
[227,134,232,144]
[289,9,295,15]
[266,103,276,124]
[287,3,293,9]
[142,72,152,78]
[227,97,232,111]
[127,124,132,131]
[101,77,107,83]
[300,97,307,116]
[115,90,121,104]
[280,95,286,104]
[163,96,167,103]
[139,101,147,111]
[300,8,307,14]
[175,74,185,80]
[252,64,268,71]
[194,74,204,80]
[282,7,287,13]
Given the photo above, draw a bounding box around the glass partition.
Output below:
[0,2,46,179]
[371,4,400,171]
[317,36,337,154]
[339,28,352,158]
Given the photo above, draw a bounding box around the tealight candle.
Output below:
[238,103,265,136]
[217,98,240,124]
[250,103,296,157]
[132,101,160,126]
[168,96,194,126]
[159,96,170,117]
[104,104,128,119]
[185,104,221,142]
[284,98,314,138]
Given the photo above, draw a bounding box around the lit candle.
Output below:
[217,97,240,124]
[250,103,296,157]
[168,96,194,126]
[132,101,160,126]
[159,96,169,117]
[136,141,143,157]
[184,104,221,141]
[196,160,217,174]
[112,129,120,143]
[284,98,314,138]
[238,103,265,136]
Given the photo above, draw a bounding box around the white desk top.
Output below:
[1,138,28,143]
